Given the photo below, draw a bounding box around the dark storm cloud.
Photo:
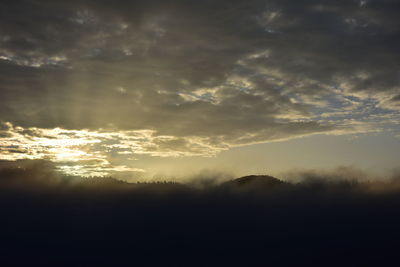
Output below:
[0,0,399,148]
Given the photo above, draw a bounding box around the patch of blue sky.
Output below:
[311,94,395,123]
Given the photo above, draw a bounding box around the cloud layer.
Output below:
[1,0,400,174]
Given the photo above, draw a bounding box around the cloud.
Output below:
[1,2,400,264]
[1,0,400,174]
[0,120,381,176]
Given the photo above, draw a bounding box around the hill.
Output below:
[220,175,289,191]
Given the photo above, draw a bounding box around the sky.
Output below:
[0,0,400,180]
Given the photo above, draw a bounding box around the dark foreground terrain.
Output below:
[1,161,400,266]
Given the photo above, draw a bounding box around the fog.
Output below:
[1,160,400,266]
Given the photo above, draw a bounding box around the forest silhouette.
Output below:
[1,160,400,266]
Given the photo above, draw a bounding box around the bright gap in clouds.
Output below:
[0,122,228,176]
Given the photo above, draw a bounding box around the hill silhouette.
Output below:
[2,160,400,266]
[222,175,287,188]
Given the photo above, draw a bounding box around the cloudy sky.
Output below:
[1,0,399,179]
